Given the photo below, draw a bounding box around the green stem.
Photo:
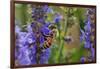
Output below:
[58,8,70,62]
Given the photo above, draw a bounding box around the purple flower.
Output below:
[29,45,37,64]
[15,5,52,65]
[41,26,51,36]
[44,22,51,27]
[17,32,27,47]
[80,9,95,62]
[27,24,33,32]
[38,18,45,24]
[80,29,85,42]
[84,18,91,33]
[39,36,45,46]
[83,12,92,49]
[42,5,53,13]
[84,41,91,49]
[80,57,86,63]
[15,25,21,34]
[26,32,36,44]
[40,48,51,64]
[54,13,63,23]
[17,46,31,65]
[91,48,95,58]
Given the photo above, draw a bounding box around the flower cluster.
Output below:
[15,5,55,65]
[80,8,95,63]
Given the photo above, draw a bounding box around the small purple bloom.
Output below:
[29,45,37,64]
[84,41,91,49]
[27,24,33,32]
[91,48,95,58]
[38,18,45,24]
[39,36,45,44]
[80,57,86,63]
[54,13,63,23]
[15,25,21,34]
[80,29,85,42]
[41,26,51,36]
[40,48,51,64]
[44,22,51,27]
[17,46,31,65]
[43,5,53,13]
[84,19,91,32]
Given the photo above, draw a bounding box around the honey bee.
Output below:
[40,24,56,50]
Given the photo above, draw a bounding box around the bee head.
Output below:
[49,24,57,30]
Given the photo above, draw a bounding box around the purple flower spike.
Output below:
[80,9,95,62]
[15,5,53,65]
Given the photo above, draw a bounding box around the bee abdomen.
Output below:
[40,41,51,50]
